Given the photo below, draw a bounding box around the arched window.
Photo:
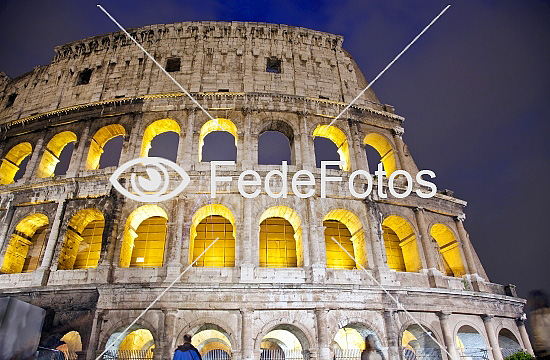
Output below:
[456,325,488,359]
[37,131,77,178]
[260,325,309,360]
[401,324,442,359]
[323,209,366,269]
[430,224,466,277]
[141,119,180,162]
[190,204,236,267]
[333,323,382,360]
[1,214,49,273]
[364,133,397,175]
[191,326,233,359]
[58,209,104,270]
[86,124,126,170]
[259,206,303,268]
[199,118,238,162]
[382,215,422,272]
[0,142,32,184]
[498,329,522,358]
[258,121,294,165]
[120,205,168,268]
[313,125,351,171]
[105,325,154,359]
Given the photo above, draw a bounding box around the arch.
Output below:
[313,125,351,171]
[323,209,367,269]
[430,224,466,277]
[1,213,49,273]
[382,215,422,272]
[401,324,443,360]
[58,208,105,270]
[86,124,126,170]
[333,322,384,360]
[120,205,168,268]
[190,204,236,267]
[0,142,32,184]
[192,327,232,356]
[364,133,397,175]
[176,317,238,348]
[60,330,82,352]
[455,325,488,359]
[257,322,312,360]
[199,118,238,162]
[498,328,522,358]
[259,206,303,267]
[140,118,180,158]
[37,131,78,178]
[258,120,294,165]
[104,324,155,359]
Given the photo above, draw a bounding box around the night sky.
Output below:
[1,1,548,306]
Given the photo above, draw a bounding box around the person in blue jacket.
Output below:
[173,334,202,360]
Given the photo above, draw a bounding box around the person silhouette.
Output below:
[173,334,202,360]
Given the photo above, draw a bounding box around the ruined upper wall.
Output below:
[0,21,381,125]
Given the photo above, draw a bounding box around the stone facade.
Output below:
[0,22,532,360]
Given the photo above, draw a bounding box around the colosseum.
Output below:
[0,21,534,360]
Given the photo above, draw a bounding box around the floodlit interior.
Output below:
[1,213,49,273]
[259,206,303,268]
[401,325,441,359]
[140,119,180,158]
[190,204,236,267]
[86,124,126,170]
[58,209,104,270]
[430,224,466,277]
[0,142,32,184]
[498,329,522,356]
[198,118,238,162]
[323,209,366,269]
[313,125,351,171]
[60,331,83,352]
[192,327,232,358]
[333,323,381,359]
[106,326,154,358]
[260,326,306,359]
[37,131,77,178]
[120,205,168,268]
[382,215,422,272]
[364,133,397,175]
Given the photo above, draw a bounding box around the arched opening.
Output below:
[192,325,233,359]
[190,204,236,267]
[105,325,154,359]
[430,224,466,277]
[57,330,82,359]
[456,325,488,360]
[258,121,294,165]
[333,323,382,360]
[382,216,422,272]
[86,124,126,170]
[364,133,397,175]
[498,328,522,358]
[120,205,168,268]
[37,131,77,178]
[401,324,442,360]
[259,206,303,268]
[313,125,350,171]
[0,142,32,184]
[1,213,49,273]
[199,118,238,162]
[140,119,180,162]
[323,209,367,269]
[58,209,104,270]
[261,325,309,360]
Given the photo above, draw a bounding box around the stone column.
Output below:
[308,199,323,273]
[516,317,534,356]
[482,315,503,360]
[383,310,400,359]
[414,208,438,270]
[300,114,315,169]
[66,124,90,177]
[86,309,104,360]
[454,215,477,275]
[22,137,44,183]
[351,123,368,172]
[181,109,196,168]
[240,198,254,281]
[364,200,386,271]
[241,109,254,169]
[438,312,459,360]
[392,127,411,174]
[241,309,254,360]
[0,198,15,255]
[315,308,330,359]
[161,309,178,359]
[166,199,185,278]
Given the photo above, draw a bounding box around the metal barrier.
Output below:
[402,347,443,360]
[260,349,308,360]
[334,349,362,360]
[457,348,490,360]
[501,348,525,358]
[37,348,67,360]
[204,349,232,360]
[102,349,154,360]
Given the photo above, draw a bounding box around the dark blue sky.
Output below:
[1,0,549,302]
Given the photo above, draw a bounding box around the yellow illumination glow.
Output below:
[430,224,466,277]
[140,119,180,158]
[119,329,154,355]
[364,133,397,175]
[60,331,82,352]
[86,124,126,170]
[192,330,232,356]
[120,205,168,268]
[334,328,365,350]
[313,125,351,171]
[37,131,77,178]
[382,215,422,272]
[323,209,367,269]
[198,118,238,162]
[0,142,32,185]
[190,204,236,267]
[58,209,104,270]
[1,213,49,273]
[259,206,302,267]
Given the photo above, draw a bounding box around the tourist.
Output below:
[361,334,384,360]
[529,290,550,360]
[173,334,202,360]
